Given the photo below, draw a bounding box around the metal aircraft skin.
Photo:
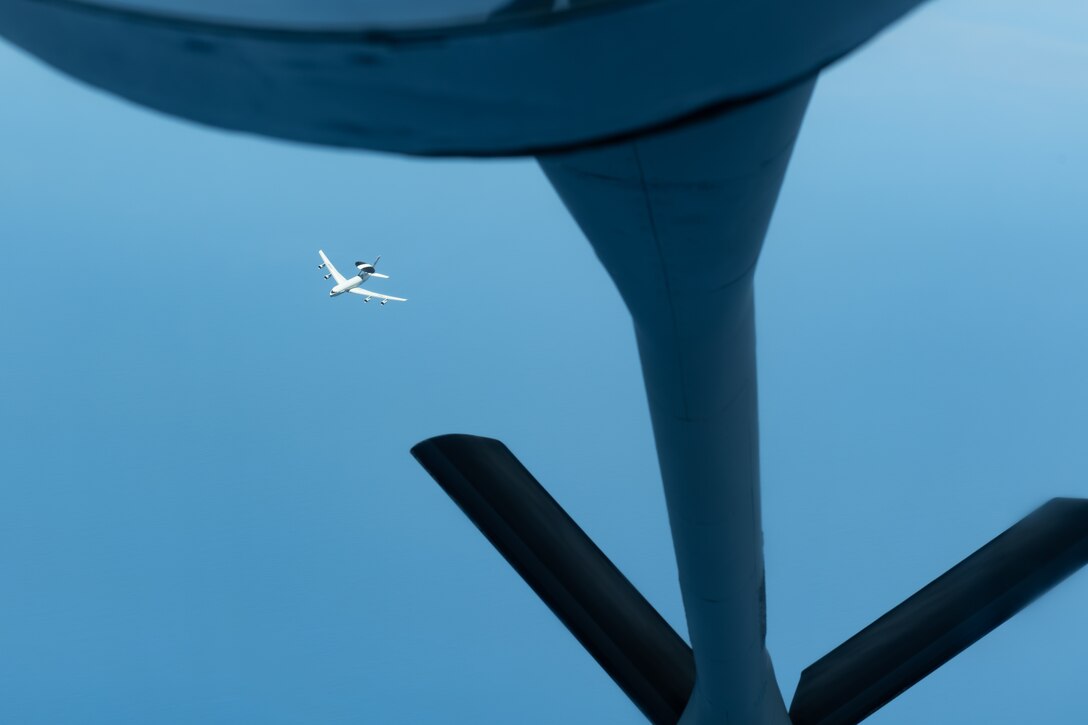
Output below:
[317,250,406,306]
[4,4,1087,725]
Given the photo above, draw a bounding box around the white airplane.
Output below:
[317,250,407,306]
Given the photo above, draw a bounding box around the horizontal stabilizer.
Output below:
[411,434,694,725]
[790,497,1088,725]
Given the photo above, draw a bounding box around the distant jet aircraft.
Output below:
[317,250,407,306]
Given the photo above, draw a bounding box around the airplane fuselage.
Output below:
[317,252,403,305]
[330,271,371,296]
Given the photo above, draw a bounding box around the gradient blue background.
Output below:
[1,1,1086,722]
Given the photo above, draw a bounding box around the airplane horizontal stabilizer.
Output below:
[789,497,1088,725]
[411,434,695,725]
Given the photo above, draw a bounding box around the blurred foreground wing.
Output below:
[790,498,1088,725]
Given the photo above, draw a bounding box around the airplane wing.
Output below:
[318,249,347,285]
[369,272,390,279]
[348,287,407,302]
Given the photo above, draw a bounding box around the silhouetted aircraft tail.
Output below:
[412,434,1088,725]
[789,497,1088,725]
[411,435,694,725]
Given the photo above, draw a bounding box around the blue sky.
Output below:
[1,1,1086,723]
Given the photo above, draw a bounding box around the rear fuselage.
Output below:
[330,268,372,296]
